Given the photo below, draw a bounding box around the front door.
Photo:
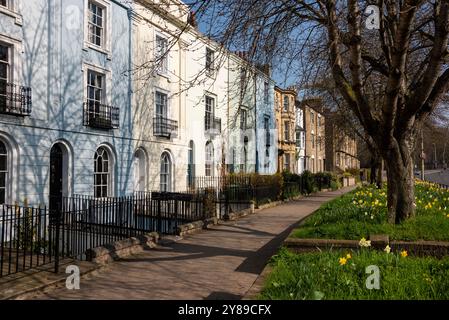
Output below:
[49,144,63,213]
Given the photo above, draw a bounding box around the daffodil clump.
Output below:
[261,248,449,300]
[292,181,449,241]
[414,180,449,214]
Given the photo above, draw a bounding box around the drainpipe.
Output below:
[254,72,259,174]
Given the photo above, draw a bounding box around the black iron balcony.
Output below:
[0,82,32,116]
[83,102,119,129]
[153,116,178,138]
[205,115,221,135]
[266,132,271,147]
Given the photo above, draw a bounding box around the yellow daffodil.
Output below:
[339,257,347,266]
[346,253,352,259]
[400,250,408,258]
[384,245,391,253]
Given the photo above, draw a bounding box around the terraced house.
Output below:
[275,86,297,173]
[0,0,135,207]
[0,0,277,205]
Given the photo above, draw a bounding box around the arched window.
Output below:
[187,141,195,188]
[160,152,172,192]
[134,148,146,192]
[0,140,7,204]
[205,141,214,177]
[94,147,111,198]
[243,136,249,173]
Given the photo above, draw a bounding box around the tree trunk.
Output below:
[376,159,383,189]
[383,143,416,224]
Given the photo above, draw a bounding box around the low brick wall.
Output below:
[85,232,159,265]
[177,217,219,237]
[285,236,449,258]
[225,204,255,221]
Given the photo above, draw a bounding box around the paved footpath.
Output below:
[29,187,354,300]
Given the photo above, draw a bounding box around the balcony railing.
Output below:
[0,82,32,116]
[153,116,178,138]
[205,115,221,135]
[83,102,120,129]
[266,132,271,147]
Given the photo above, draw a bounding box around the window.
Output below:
[87,1,105,47]
[87,70,104,105]
[155,35,168,74]
[317,136,321,150]
[0,140,7,204]
[311,133,315,148]
[0,43,10,111]
[240,68,246,96]
[301,132,305,149]
[160,152,172,192]
[205,48,214,74]
[0,0,9,8]
[205,141,214,177]
[311,111,315,124]
[243,137,249,173]
[318,116,321,127]
[336,153,340,166]
[264,82,269,104]
[205,95,215,130]
[283,96,289,112]
[134,149,146,192]
[187,141,195,188]
[284,121,290,141]
[284,154,290,171]
[240,108,247,130]
[156,91,168,118]
[264,116,270,146]
[94,147,111,198]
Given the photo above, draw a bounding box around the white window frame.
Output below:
[94,145,115,198]
[0,0,22,26]
[82,62,112,105]
[205,141,214,177]
[205,47,215,76]
[155,89,170,118]
[154,32,169,76]
[240,107,248,130]
[283,96,289,112]
[264,82,269,105]
[160,151,173,192]
[84,0,112,58]
[0,34,23,86]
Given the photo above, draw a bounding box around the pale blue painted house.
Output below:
[0,0,135,207]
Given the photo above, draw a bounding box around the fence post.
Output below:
[54,208,61,274]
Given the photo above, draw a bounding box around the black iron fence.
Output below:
[1,174,335,278]
[0,82,32,116]
[0,205,55,278]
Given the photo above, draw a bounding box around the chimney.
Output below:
[188,11,198,28]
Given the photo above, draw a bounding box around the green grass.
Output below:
[259,248,449,300]
[291,181,449,241]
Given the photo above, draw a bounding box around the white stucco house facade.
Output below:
[0,0,279,207]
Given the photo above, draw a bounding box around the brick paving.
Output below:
[28,187,354,300]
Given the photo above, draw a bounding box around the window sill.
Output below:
[0,6,23,26]
[83,42,112,60]
[156,72,171,81]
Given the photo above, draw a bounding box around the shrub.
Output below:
[301,170,317,195]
